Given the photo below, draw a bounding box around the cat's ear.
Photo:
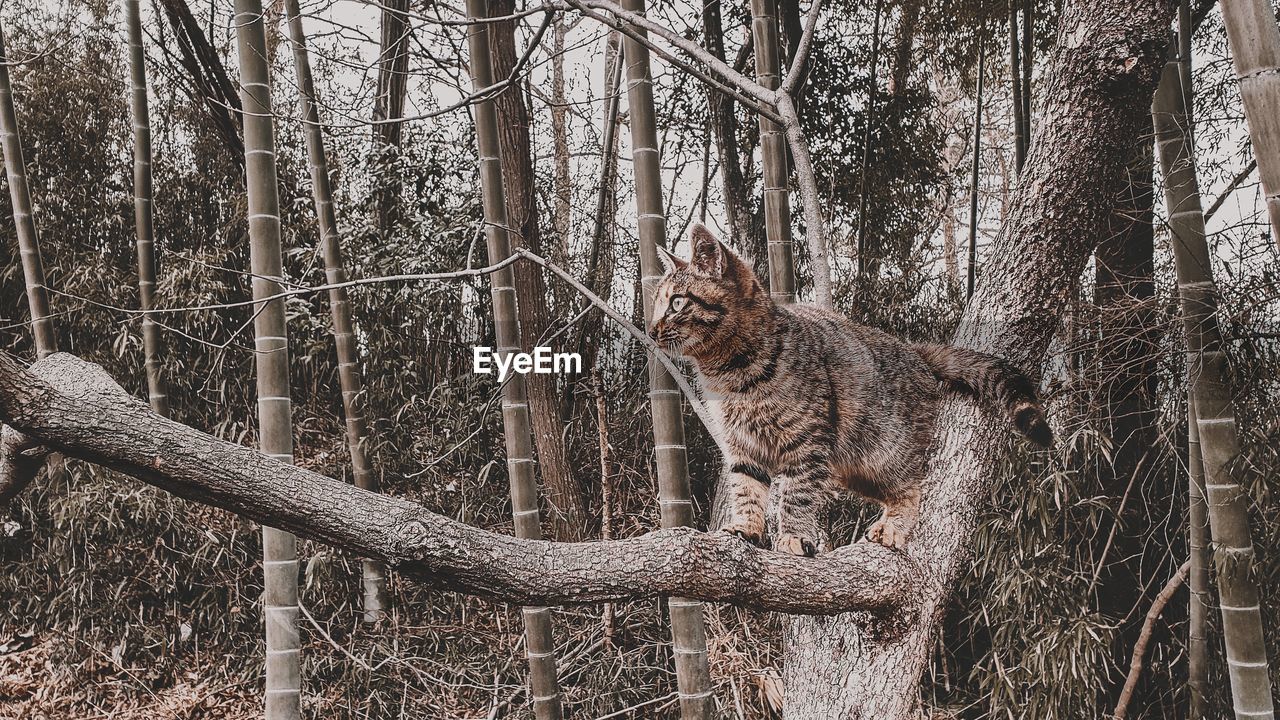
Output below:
[689,223,726,277]
[656,244,687,274]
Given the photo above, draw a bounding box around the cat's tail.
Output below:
[911,343,1053,448]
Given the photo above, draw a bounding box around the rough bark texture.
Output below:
[781,2,1174,715]
[283,0,389,622]
[1153,57,1276,720]
[1218,0,1280,251]
[0,424,46,503]
[464,3,565,717]
[619,1,715,715]
[0,352,916,615]
[232,1,300,717]
[490,0,585,543]
[125,0,170,417]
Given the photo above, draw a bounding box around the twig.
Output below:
[516,249,727,454]
[561,0,783,124]
[777,93,834,306]
[1111,560,1191,720]
[45,254,524,316]
[1203,158,1256,222]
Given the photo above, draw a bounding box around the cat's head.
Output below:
[648,224,770,358]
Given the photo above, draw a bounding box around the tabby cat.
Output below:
[649,224,1052,555]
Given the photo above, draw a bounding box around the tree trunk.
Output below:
[782,1,1174,714]
[1153,55,1276,720]
[550,15,572,266]
[702,0,757,272]
[619,1,714,715]
[125,0,170,416]
[232,2,300,717]
[372,0,409,240]
[888,0,921,95]
[1092,129,1159,714]
[489,0,584,543]
[1218,0,1280,251]
[157,0,244,161]
[0,23,57,359]
[283,0,389,622]
[855,0,884,277]
[463,3,565,717]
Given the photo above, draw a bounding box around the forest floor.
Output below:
[0,639,256,719]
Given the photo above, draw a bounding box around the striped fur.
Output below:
[650,224,1051,554]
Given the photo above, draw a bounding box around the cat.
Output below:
[648,224,1052,555]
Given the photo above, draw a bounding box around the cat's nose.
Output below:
[647,322,661,341]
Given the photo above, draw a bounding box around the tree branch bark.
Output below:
[0,351,917,616]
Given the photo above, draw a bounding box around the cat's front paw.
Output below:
[775,532,818,557]
[720,519,764,547]
[866,517,910,550]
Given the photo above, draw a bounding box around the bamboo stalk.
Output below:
[967,31,986,300]
[283,0,389,622]
[750,0,798,302]
[1020,0,1033,149]
[1178,8,1209,715]
[1008,0,1026,174]
[231,2,301,717]
[1219,0,1280,251]
[0,23,56,359]
[125,0,169,417]
[1153,56,1276,720]
[593,371,616,649]
[1187,396,1211,719]
[0,21,68,495]
[619,1,714,716]
[463,2,563,717]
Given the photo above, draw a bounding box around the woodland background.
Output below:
[0,0,1278,718]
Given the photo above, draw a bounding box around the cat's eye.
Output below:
[670,296,687,313]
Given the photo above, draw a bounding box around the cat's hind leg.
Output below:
[866,485,921,550]
[718,462,769,546]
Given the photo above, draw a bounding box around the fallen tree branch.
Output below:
[1111,560,1191,720]
[0,351,918,616]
